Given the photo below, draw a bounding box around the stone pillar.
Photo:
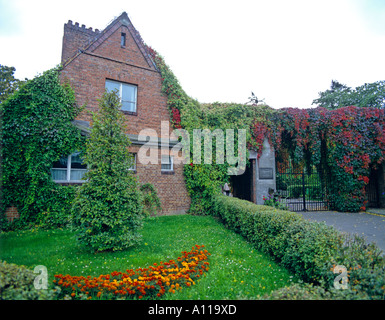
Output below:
[255,138,276,205]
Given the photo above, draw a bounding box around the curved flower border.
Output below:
[54,245,210,300]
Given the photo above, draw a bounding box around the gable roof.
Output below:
[62,12,158,72]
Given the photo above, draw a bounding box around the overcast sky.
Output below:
[1,0,384,109]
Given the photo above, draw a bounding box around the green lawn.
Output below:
[0,215,296,299]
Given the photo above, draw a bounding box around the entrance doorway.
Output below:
[230,161,253,202]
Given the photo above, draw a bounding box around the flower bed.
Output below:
[54,245,210,300]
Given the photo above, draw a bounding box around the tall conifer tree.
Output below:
[73,91,143,252]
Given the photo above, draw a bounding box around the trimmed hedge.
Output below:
[212,194,385,299]
[0,261,59,300]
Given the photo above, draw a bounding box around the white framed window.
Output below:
[105,79,137,113]
[51,152,87,183]
[161,155,173,172]
[129,153,137,172]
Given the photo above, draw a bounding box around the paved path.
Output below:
[297,209,385,253]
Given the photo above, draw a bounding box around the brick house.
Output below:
[57,12,191,215]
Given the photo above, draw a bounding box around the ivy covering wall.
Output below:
[147,47,385,213]
[1,67,84,229]
[2,50,384,230]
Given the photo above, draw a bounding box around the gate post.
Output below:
[302,170,307,211]
[252,138,276,205]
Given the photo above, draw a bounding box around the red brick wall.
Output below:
[5,206,20,223]
[60,15,191,215]
[61,21,100,64]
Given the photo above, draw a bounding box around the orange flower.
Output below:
[54,245,210,299]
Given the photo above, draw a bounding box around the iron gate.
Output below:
[366,168,380,208]
[275,165,333,212]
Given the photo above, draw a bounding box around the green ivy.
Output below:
[148,45,385,213]
[140,183,162,217]
[1,67,84,230]
[146,47,272,214]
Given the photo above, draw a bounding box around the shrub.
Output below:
[140,183,162,217]
[0,261,58,300]
[212,194,385,299]
[72,91,143,252]
[36,185,78,229]
[263,194,289,210]
[265,282,370,300]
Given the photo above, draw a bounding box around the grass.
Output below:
[0,214,297,299]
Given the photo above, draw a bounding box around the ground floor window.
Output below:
[51,152,87,183]
[161,155,174,172]
[129,153,137,172]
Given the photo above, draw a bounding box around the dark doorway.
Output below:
[230,162,253,201]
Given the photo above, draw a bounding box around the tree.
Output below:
[0,65,24,104]
[312,80,385,109]
[72,90,143,252]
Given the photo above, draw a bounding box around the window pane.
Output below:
[122,84,137,112]
[129,154,136,171]
[70,169,87,181]
[161,155,172,171]
[121,33,126,46]
[121,101,136,112]
[105,80,120,95]
[52,156,68,169]
[122,84,136,102]
[51,169,67,181]
[71,152,86,169]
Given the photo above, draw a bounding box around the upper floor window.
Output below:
[121,33,126,47]
[105,79,137,113]
[51,152,87,183]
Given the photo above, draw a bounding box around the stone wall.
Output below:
[254,138,276,205]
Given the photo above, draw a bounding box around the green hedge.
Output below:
[212,194,385,299]
[0,261,59,300]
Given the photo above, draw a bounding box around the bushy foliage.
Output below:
[72,91,143,252]
[265,282,370,300]
[0,65,25,104]
[147,44,385,213]
[254,106,385,212]
[147,47,270,214]
[0,261,58,300]
[1,67,83,230]
[312,79,385,110]
[140,183,162,217]
[212,194,385,299]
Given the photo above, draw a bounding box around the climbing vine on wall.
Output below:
[1,67,84,229]
[147,44,385,213]
[253,107,385,212]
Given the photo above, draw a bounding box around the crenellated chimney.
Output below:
[61,20,100,65]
